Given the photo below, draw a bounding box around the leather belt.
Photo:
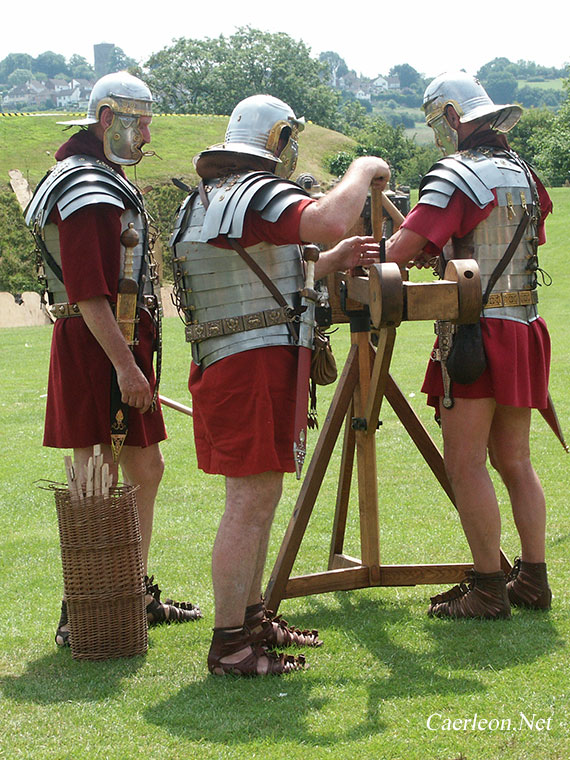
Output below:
[484,290,538,309]
[185,306,293,343]
[50,302,81,319]
[50,295,158,320]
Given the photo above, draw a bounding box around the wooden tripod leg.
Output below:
[265,344,360,613]
[328,402,356,569]
[353,331,380,569]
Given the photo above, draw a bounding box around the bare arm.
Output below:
[298,157,391,244]
[77,296,153,413]
[385,227,430,269]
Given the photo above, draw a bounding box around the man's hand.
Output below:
[315,236,381,280]
[116,362,153,413]
[78,296,153,414]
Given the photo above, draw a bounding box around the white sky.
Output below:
[4,0,568,80]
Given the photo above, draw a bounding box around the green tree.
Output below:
[485,70,518,104]
[508,107,555,165]
[68,54,94,80]
[339,98,369,131]
[389,63,422,90]
[33,51,69,78]
[145,37,221,113]
[144,27,340,128]
[531,78,570,184]
[0,53,33,83]
[330,113,438,188]
[8,69,33,87]
[108,46,137,73]
[477,57,516,82]
[319,51,349,86]
[353,116,414,175]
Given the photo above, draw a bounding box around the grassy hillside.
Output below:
[0,113,356,191]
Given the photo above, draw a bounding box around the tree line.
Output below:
[0,48,135,88]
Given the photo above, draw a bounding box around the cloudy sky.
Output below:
[4,0,568,80]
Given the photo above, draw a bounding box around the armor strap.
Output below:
[34,229,64,284]
[225,237,300,343]
[198,180,300,343]
[482,207,531,306]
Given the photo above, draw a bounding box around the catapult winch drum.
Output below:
[368,259,482,328]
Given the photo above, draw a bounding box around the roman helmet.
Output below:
[422,71,522,155]
[194,94,305,179]
[58,71,153,165]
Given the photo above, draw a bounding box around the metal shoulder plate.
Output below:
[418,149,528,210]
[169,191,198,248]
[196,172,310,242]
[25,154,144,230]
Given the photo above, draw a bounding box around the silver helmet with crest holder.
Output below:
[194,94,305,179]
[422,71,522,155]
[58,71,153,165]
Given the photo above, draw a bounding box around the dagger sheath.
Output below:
[110,224,140,462]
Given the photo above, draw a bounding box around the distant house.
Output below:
[55,79,92,110]
[371,75,401,95]
[2,78,93,111]
[373,75,389,91]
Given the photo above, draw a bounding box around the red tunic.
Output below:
[188,196,314,477]
[402,168,552,411]
[43,131,166,449]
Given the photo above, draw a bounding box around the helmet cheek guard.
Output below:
[103,111,145,166]
[266,120,301,178]
[424,102,461,156]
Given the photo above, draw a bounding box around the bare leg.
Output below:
[246,495,282,608]
[120,443,164,573]
[208,472,298,675]
[213,471,283,628]
[488,405,546,563]
[440,397,501,573]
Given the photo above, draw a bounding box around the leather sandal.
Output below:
[245,600,322,648]
[428,570,511,619]
[207,626,307,676]
[145,575,202,625]
[55,599,70,647]
[507,557,552,610]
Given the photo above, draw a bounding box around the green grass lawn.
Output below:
[519,78,564,91]
[0,192,569,759]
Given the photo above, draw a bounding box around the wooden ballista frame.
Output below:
[264,189,511,613]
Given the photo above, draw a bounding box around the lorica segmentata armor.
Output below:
[171,172,309,368]
[419,149,541,324]
[25,155,155,309]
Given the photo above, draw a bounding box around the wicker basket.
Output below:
[54,484,148,660]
